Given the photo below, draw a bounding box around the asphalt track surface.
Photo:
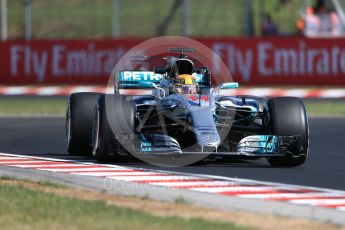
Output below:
[0,116,344,191]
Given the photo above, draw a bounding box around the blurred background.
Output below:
[4,0,345,38]
[0,0,344,115]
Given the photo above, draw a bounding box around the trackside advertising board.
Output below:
[1,37,345,86]
[0,39,142,85]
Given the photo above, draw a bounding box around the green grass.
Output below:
[0,181,248,230]
[0,97,67,116]
[0,97,344,116]
[36,179,66,188]
[8,0,302,38]
[304,100,345,117]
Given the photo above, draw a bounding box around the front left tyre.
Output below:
[92,94,136,162]
[66,92,102,156]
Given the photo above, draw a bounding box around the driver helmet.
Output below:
[170,58,199,94]
[173,74,198,94]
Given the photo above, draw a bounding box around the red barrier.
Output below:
[1,37,345,86]
[200,37,345,86]
[0,39,142,85]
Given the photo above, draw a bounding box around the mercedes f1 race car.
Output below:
[66,48,309,167]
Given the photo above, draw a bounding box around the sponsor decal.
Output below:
[120,71,162,81]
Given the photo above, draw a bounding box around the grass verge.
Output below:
[0,97,67,116]
[0,176,343,230]
[0,177,247,230]
[304,100,345,117]
[0,97,344,117]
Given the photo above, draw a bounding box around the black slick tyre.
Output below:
[267,97,309,167]
[66,92,102,156]
[92,94,136,162]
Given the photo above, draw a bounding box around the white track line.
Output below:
[10,163,90,168]
[0,160,49,164]
[320,89,345,98]
[237,192,345,199]
[0,152,127,168]
[242,88,273,97]
[38,167,130,172]
[190,186,281,193]
[151,180,250,187]
[290,199,345,205]
[337,207,345,211]
[3,87,29,95]
[36,87,60,96]
[106,175,204,182]
[283,89,308,98]
[69,171,162,176]
[0,157,27,160]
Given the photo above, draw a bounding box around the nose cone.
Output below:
[189,107,220,149]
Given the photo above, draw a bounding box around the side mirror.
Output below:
[219,82,239,89]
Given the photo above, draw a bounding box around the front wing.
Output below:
[121,134,302,158]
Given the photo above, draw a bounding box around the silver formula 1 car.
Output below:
[66,48,309,167]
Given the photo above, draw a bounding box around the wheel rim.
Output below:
[92,106,100,156]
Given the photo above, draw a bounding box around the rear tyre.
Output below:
[266,97,309,167]
[66,93,102,156]
[92,94,136,163]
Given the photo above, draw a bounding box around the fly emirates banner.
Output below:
[1,37,345,86]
